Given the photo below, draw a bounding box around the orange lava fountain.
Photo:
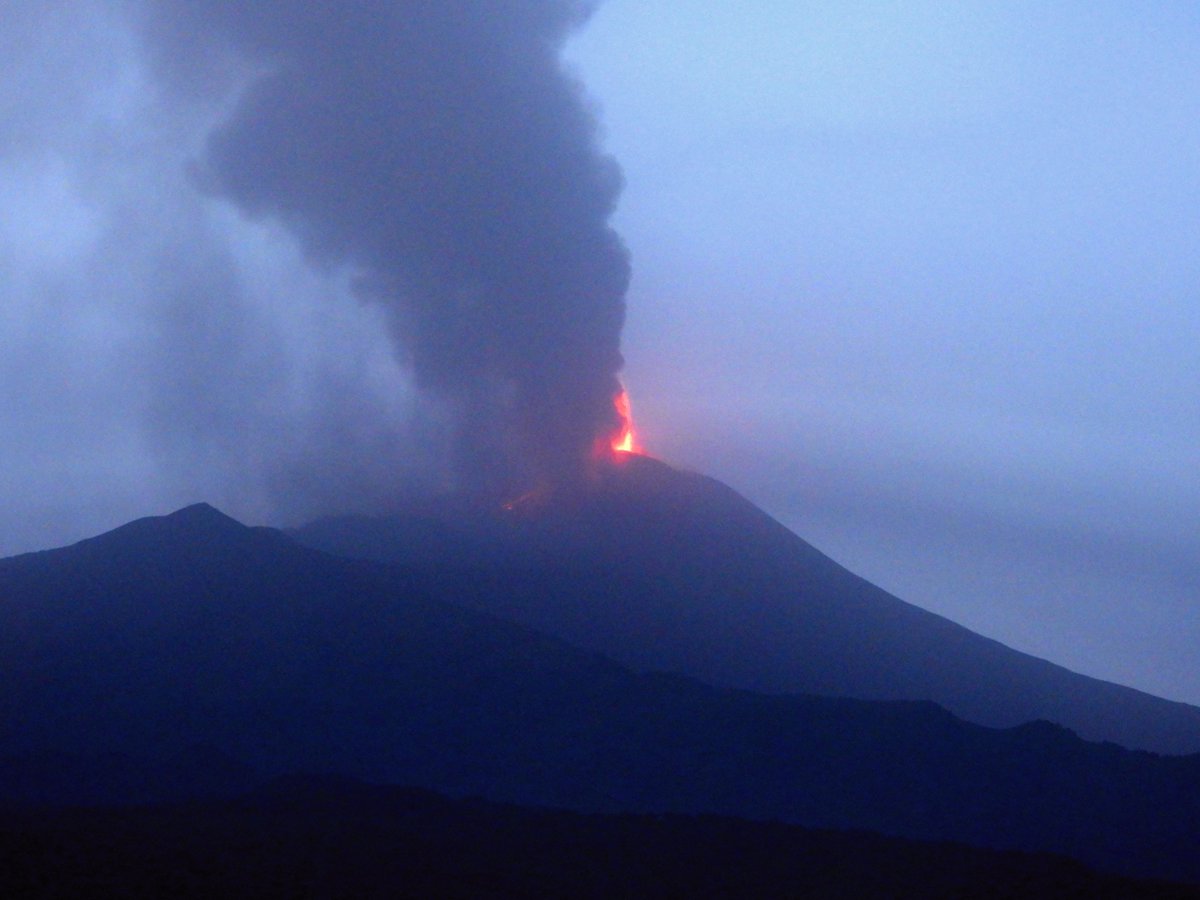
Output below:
[505,384,644,512]
[611,386,642,455]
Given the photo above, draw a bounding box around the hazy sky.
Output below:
[566,1,1199,706]
[2,2,1197,705]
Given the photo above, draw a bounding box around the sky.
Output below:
[2,2,1197,706]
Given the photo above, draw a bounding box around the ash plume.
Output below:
[144,1,630,494]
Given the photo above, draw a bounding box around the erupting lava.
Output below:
[505,384,644,513]
[587,383,644,466]
[610,386,642,456]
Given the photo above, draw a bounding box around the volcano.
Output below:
[3,501,1200,885]
[293,454,1200,756]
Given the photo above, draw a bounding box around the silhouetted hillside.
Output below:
[3,776,1196,899]
[293,455,1200,754]
[2,503,1199,883]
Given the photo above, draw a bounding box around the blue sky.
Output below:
[1,2,1196,705]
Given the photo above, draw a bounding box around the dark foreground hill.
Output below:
[4,776,1196,899]
[293,455,1200,755]
[2,503,1199,883]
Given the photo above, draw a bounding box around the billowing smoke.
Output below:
[143,1,629,494]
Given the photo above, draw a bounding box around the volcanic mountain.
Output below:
[2,501,1200,884]
[292,454,1200,755]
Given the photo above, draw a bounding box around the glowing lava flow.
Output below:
[611,386,641,455]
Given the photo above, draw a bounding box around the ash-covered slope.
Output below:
[294,455,1200,755]
[3,503,1200,884]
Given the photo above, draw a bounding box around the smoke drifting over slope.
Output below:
[146,1,630,492]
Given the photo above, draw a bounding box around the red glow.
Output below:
[611,387,642,455]
[504,384,645,511]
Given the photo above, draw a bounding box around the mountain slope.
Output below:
[293,455,1200,754]
[3,503,1200,883]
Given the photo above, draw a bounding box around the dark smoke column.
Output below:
[152,1,629,493]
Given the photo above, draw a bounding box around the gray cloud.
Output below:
[142,0,630,494]
[0,2,449,551]
[1,1,630,554]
